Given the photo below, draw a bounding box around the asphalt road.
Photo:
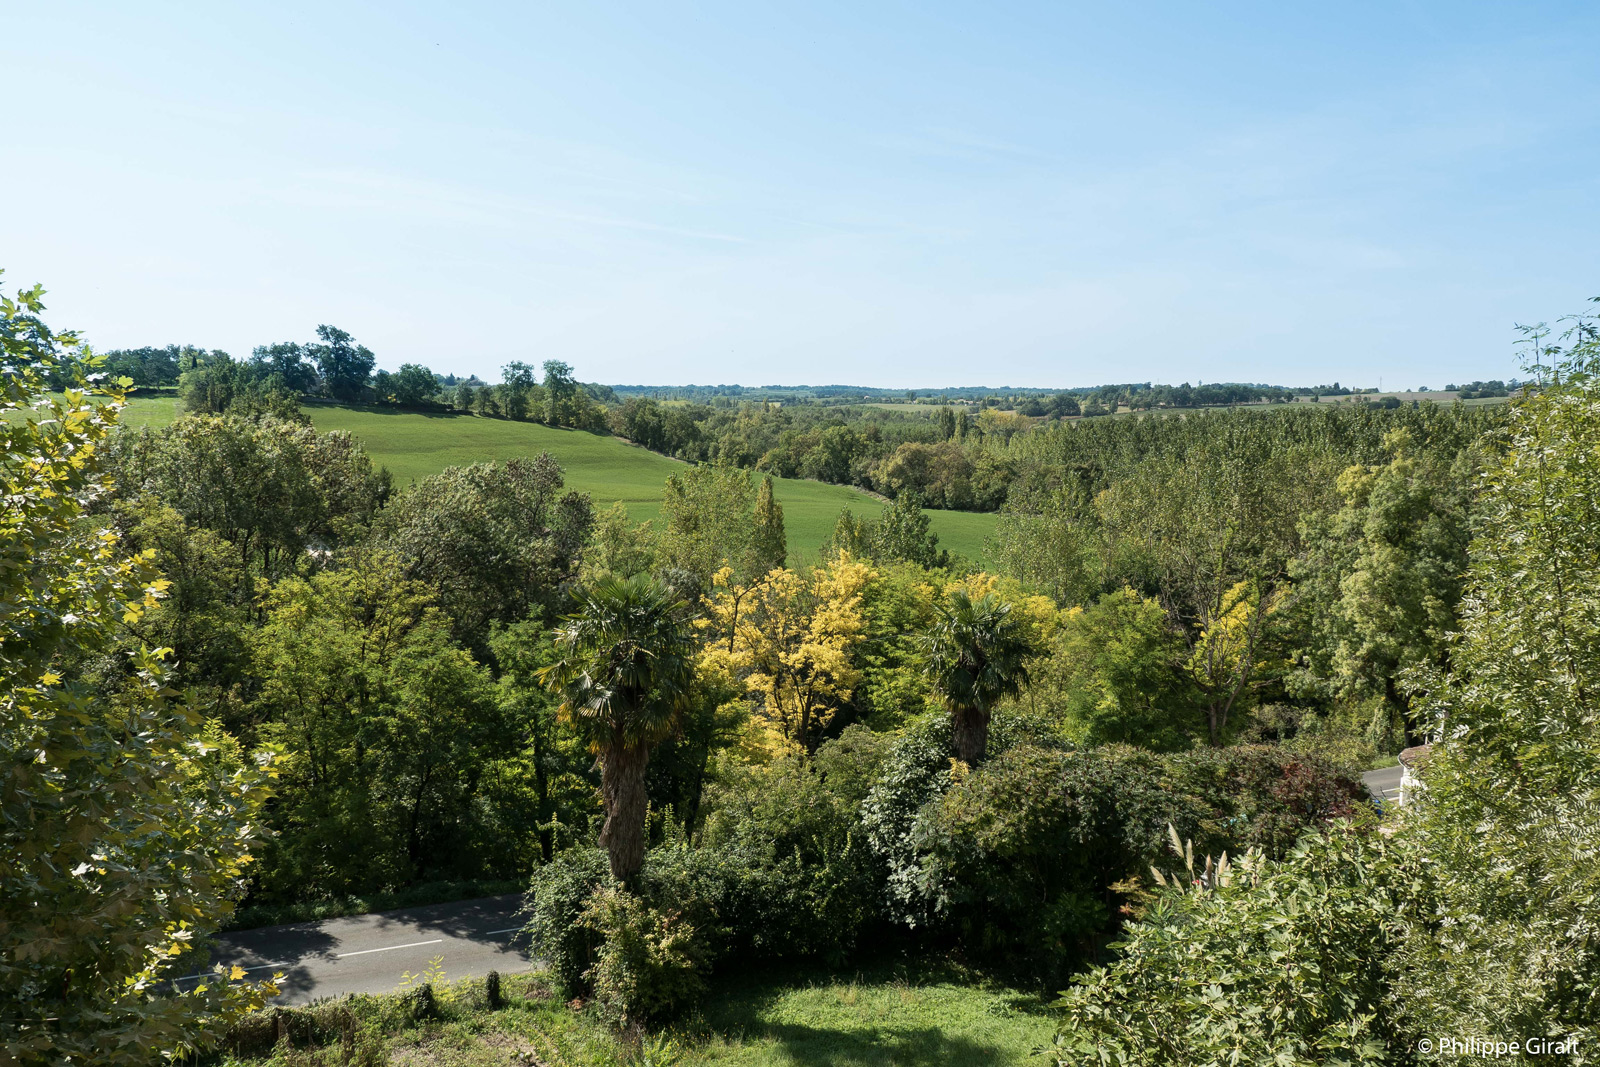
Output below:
[1362,764,1404,805]
[173,894,532,1006]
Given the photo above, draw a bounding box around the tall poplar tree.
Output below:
[752,475,787,574]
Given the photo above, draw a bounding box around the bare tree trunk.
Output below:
[599,740,651,883]
[951,704,990,765]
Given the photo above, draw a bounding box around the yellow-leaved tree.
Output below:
[1185,578,1283,744]
[700,555,875,756]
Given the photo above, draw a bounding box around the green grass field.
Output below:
[208,963,1059,1067]
[678,964,1057,1066]
[107,395,997,563]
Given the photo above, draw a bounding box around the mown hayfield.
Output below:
[108,395,997,562]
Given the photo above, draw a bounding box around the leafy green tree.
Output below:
[852,560,940,730]
[1288,430,1476,732]
[924,591,1036,764]
[101,343,192,386]
[307,323,375,401]
[873,492,943,567]
[499,381,529,420]
[249,341,318,393]
[178,351,304,421]
[614,396,669,450]
[502,360,537,392]
[251,551,504,897]
[543,358,578,425]
[990,472,1100,605]
[832,492,945,568]
[116,501,253,717]
[540,575,696,882]
[1097,436,1320,742]
[1,277,277,1063]
[104,414,389,597]
[452,380,475,411]
[375,456,592,657]
[1030,588,1199,750]
[385,363,438,406]
[580,500,660,583]
[801,424,861,483]
[658,464,770,587]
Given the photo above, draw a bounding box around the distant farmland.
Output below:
[108,395,998,564]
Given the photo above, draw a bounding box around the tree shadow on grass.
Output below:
[757,1022,1016,1067]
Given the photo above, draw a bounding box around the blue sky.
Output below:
[7,1,1598,388]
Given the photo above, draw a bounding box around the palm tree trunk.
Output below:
[599,739,651,883]
[952,704,990,765]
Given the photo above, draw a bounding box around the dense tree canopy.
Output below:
[374,456,592,657]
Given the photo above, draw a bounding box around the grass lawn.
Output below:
[671,963,1056,1066]
[107,395,998,563]
[207,962,1059,1066]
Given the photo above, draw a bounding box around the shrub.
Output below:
[658,728,892,964]
[911,744,1218,982]
[578,887,708,1026]
[524,847,614,996]
[1163,744,1365,857]
[886,739,1365,983]
[1051,829,1405,1066]
[484,970,503,1010]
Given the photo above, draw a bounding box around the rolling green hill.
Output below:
[106,395,997,563]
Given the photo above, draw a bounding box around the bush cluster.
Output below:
[525,717,1362,1019]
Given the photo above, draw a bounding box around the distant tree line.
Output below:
[606,393,1505,512]
[168,327,617,431]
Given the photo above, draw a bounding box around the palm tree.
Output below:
[540,574,695,882]
[924,590,1034,765]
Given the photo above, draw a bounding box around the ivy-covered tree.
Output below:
[0,276,278,1064]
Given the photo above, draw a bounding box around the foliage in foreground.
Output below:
[0,279,278,1064]
[1053,830,1401,1065]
